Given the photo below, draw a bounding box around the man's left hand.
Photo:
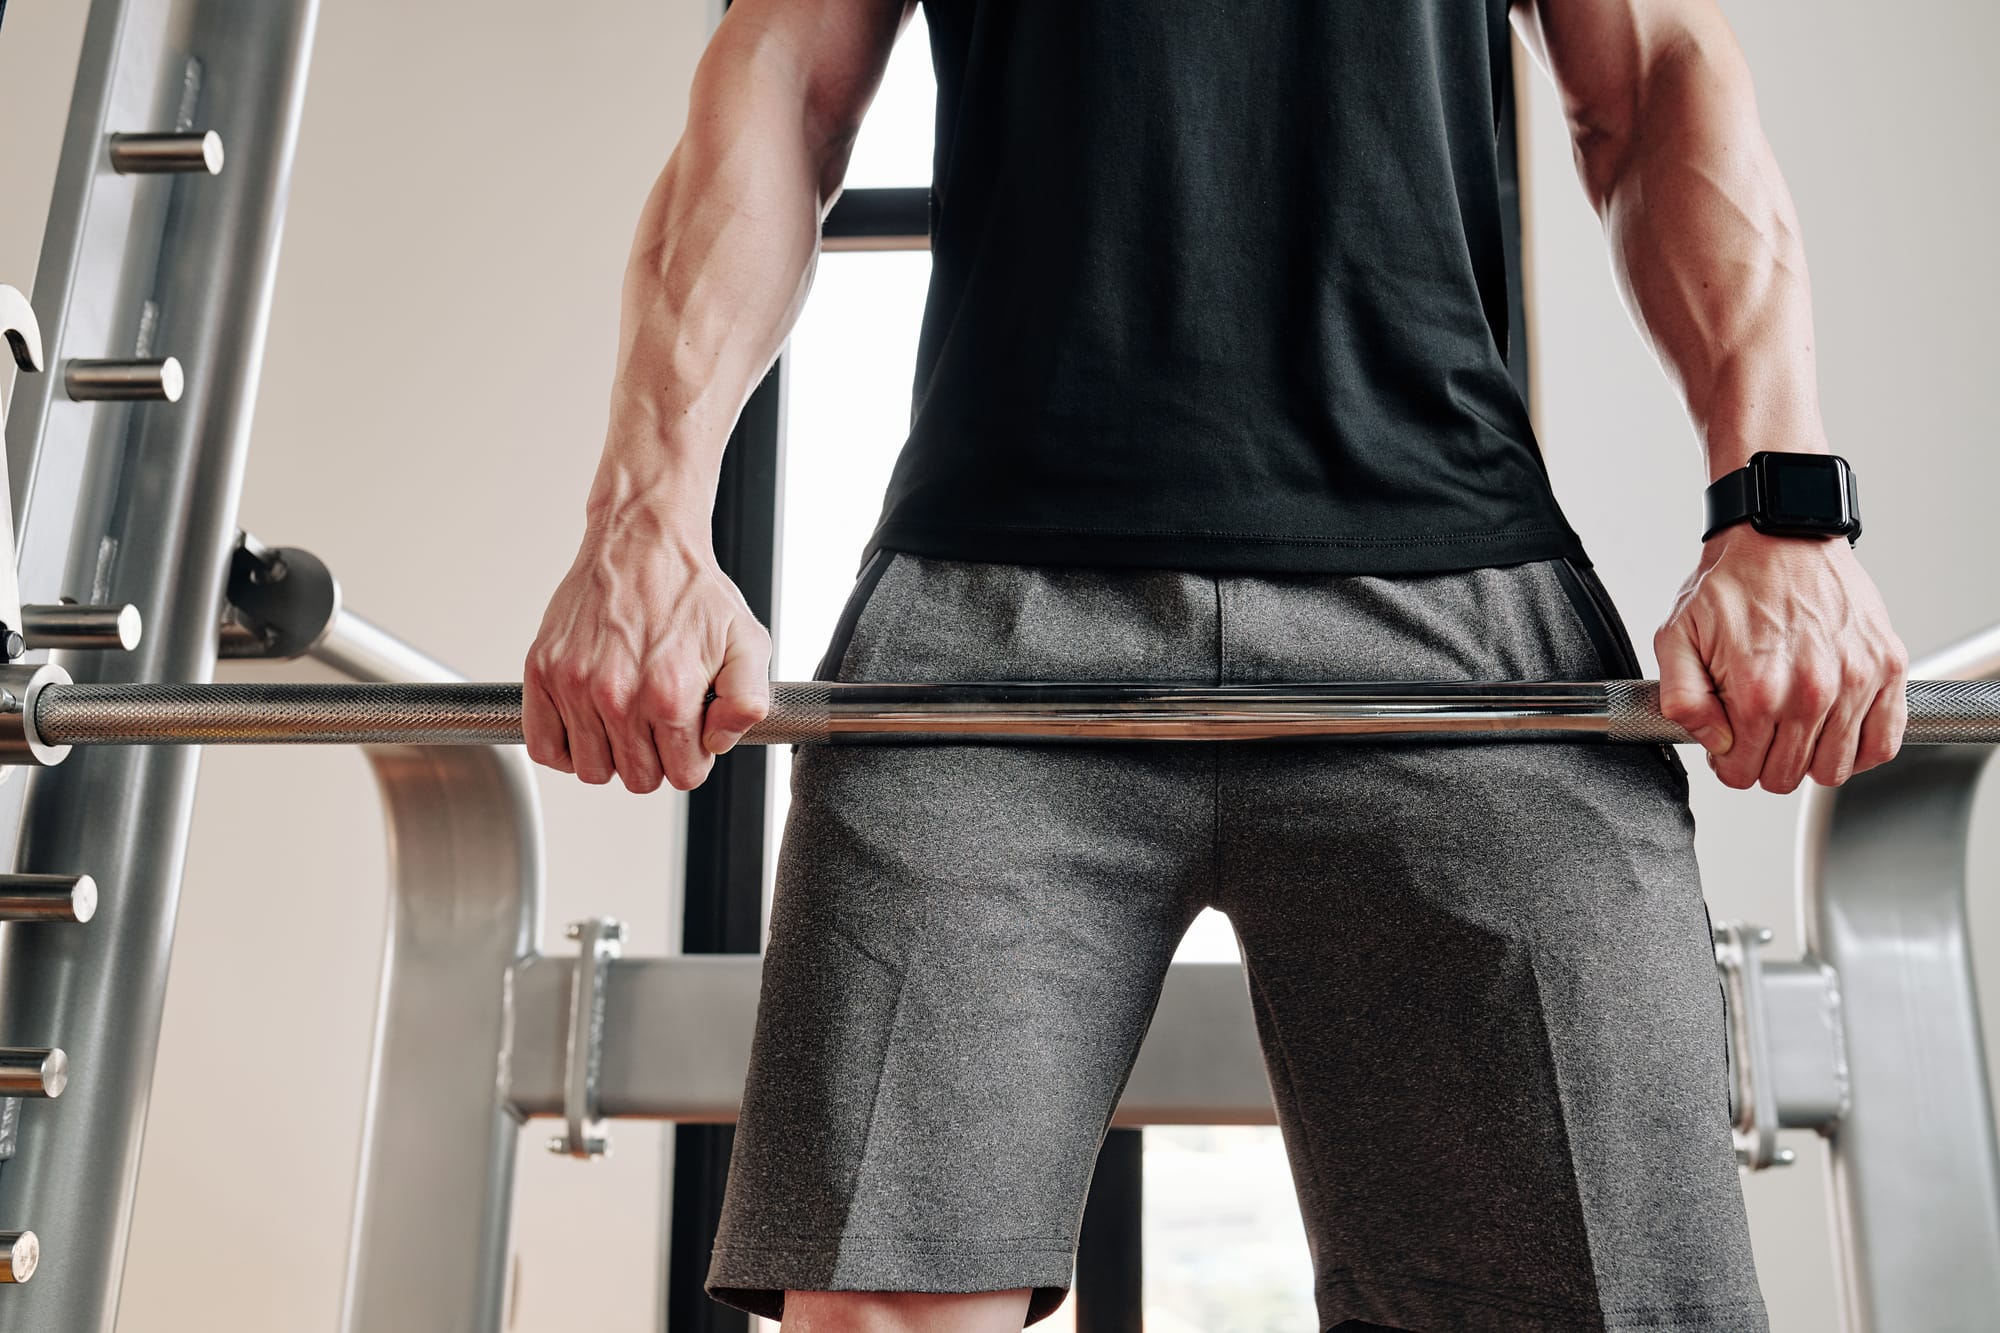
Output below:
[1653,530,1908,793]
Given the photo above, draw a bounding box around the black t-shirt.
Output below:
[863,0,1588,575]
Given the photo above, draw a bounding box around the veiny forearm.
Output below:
[589,4,899,539]
[1579,23,1826,480]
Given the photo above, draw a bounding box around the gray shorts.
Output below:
[707,553,1767,1333]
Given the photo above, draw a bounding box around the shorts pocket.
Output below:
[813,549,900,683]
[1547,557,1692,786]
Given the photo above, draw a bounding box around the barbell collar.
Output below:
[0,665,72,766]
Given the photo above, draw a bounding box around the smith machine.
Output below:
[0,2,1995,1331]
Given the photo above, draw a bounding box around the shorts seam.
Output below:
[829,904,932,1252]
[1521,960,1610,1310]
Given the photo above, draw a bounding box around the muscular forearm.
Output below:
[525,0,904,793]
[590,2,899,538]
[1594,30,1822,479]
[1523,1,1826,481]
[1523,0,1905,794]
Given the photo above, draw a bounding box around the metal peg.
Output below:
[0,874,95,924]
[0,1050,66,1099]
[21,604,141,652]
[64,357,182,403]
[108,130,224,176]
[0,1232,38,1284]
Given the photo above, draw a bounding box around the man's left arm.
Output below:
[1513,0,1907,793]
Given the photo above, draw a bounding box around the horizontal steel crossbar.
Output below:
[501,955,1276,1127]
[20,678,2000,749]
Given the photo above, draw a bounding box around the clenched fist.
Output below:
[1655,528,1907,793]
[524,501,770,794]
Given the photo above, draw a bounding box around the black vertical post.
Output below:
[1074,1129,1146,1331]
[666,363,783,1332]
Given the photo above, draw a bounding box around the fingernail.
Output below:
[704,731,736,755]
[1694,726,1733,755]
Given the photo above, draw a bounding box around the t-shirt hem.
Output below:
[866,518,1592,577]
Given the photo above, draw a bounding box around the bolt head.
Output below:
[1755,927,1775,945]
[546,1135,568,1155]
[1,632,23,662]
[1775,1147,1798,1166]
[564,922,583,941]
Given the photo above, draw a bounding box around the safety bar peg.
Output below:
[64,357,182,403]
[21,604,142,652]
[0,1051,66,1100]
[107,131,224,176]
[0,1233,38,1284]
[0,875,96,924]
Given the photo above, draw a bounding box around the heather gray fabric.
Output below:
[707,554,1767,1333]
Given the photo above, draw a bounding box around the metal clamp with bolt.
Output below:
[549,916,625,1160]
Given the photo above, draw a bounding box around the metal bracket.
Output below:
[216,532,340,659]
[1714,920,1850,1170]
[548,917,624,1159]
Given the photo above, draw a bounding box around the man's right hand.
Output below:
[523,506,771,794]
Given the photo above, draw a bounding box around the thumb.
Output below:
[1655,621,1733,756]
[703,620,772,754]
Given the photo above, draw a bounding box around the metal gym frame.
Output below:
[0,4,1994,1333]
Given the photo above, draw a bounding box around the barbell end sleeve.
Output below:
[64,357,183,403]
[20,604,142,652]
[0,1050,66,1100]
[0,1232,39,1284]
[0,665,73,767]
[0,875,95,924]
[107,130,224,175]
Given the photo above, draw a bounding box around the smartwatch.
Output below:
[1702,451,1861,545]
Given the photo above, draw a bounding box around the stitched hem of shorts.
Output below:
[707,1239,1077,1325]
[1316,1270,1769,1333]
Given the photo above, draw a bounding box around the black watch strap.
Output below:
[1701,467,1756,542]
[1702,452,1861,545]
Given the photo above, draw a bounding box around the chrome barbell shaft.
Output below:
[19,678,2000,749]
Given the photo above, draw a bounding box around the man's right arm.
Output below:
[524,0,910,793]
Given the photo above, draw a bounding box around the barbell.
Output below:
[0,669,1995,761]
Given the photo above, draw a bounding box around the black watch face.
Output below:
[1758,453,1850,527]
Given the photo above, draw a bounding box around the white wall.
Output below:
[1519,4,2000,1330]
